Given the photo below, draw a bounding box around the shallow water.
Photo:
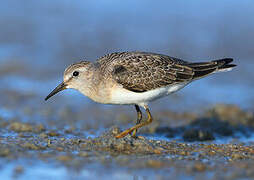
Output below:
[1,0,254,179]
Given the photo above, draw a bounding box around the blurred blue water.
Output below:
[1,161,135,180]
[1,158,197,180]
[0,0,253,125]
[1,0,253,64]
[0,0,253,111]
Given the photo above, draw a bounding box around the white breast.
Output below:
[109,83,187,106]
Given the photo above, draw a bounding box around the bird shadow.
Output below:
[154,117,254,142]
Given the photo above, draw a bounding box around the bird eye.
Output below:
[73,71,79,77]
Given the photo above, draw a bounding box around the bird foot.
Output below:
[115,128,136,138]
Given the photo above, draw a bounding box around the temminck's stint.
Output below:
[45,51,236,138]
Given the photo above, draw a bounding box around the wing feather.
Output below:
[99,52,194,92]
[96,52,235,92]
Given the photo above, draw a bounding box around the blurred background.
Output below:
[0,0,253,113]
[0,0,254,179]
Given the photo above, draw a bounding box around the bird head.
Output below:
[45,61,93,101]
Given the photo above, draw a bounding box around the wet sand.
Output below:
[1,103,254,179]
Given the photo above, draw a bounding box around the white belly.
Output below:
[110,83,187,106]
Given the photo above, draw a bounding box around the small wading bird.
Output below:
[45,51,236,138]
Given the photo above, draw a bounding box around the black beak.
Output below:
[45,82,67,101]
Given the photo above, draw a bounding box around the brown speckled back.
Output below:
[96,52,193,92]
[95,51,235,92]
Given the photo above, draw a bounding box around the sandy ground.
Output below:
[1,101,254,179]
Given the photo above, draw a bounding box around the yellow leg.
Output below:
[115,105,153,138]
[131,105,142,137]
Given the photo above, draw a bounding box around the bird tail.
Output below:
[187,58,236,80]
